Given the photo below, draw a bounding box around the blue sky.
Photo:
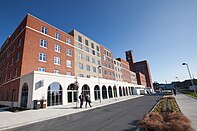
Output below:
[0,0,197,83]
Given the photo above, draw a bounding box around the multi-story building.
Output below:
[130,71,138,85]
[0,14,148,109]
[68,30,102,78]
[125,50,153,89]
[136,72,147,86]
[113,59,123,81]
[116,58,132,83]
[100,46,115,80]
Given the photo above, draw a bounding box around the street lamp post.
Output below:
[74,77,79,108]
[97,66,102,103]
[182,63,196,94]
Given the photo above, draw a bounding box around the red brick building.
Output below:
[136,72,147,86]
[125,50,153,89]
[0,14,75,107]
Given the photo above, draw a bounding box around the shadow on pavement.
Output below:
[123,120,139,131]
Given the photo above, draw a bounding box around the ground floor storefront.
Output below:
[0,71,152,109]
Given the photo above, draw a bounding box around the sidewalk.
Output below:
[0,95,142,131]
[175,93,197,130]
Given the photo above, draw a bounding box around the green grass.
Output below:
[179,90,197,98]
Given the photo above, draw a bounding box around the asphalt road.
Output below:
[9,95,161,131]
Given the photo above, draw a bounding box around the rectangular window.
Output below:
[93,67,96,73]
[85,39,89,46]
[15,67,18,77]
[12,45,16,53]
[41,26,48,34]
[103,55,106,60]
[16,52,20,62]
[54,57,60,65]
[39,52,46,62]
[54,44,61,52]
[98,68,101,74]
[18,38,22,47]
[87,75,90,78]
[38,67,45,72]
[86,65,90,71]
[10,58,14,66]
[79,63,83,70]
[91,43,94,49]
[78,53,83,59]
[40,39,47,48]
[66,38,71,44]
[79,74,84,77]
[92,50,95,55]
[97,60,101,65]
[54,70,60,74]
[55,33,61,40]
[97,52,100,57]
[86,56,90,62]
[85,47,89,52]
[78,35,82,42]
[66,72,71,76]
[66,60,72,68]
[96,45,99,51]
[104,70,107,75]
[66,49,72,56]
[78,43,82,49]
[92,58,95,63]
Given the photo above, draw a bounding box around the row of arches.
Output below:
[20,82,135,108]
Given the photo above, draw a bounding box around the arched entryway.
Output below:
[82,84,90,97]
[123,87,126,96]
[102,85,107,99]
[94,85,100,101]
[47,82,63,106]
[108,86,113,98]
[119,86,122,97]
[113,86,117,97]
[20,83,28,108]
[67,84,77,103]
[126,87,128,96]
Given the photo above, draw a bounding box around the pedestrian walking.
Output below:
[173,88,176,96]
[79,93,84,108]
[85,93,92,108]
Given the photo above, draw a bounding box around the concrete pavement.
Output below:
[0,93,196,131]
[0,95,142,131]
[175,93,197,130]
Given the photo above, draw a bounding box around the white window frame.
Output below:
[66,60,72,68]
[78,53,83,59]
[86,56,90,62]
[93,67,96,73]
[40,39,47,48]
[41,26,48,34]
[38,67,46,72]
[54,70,60,74]
[66,38,71,44]
[55,33,61,40]
[54,44,61,52]
[39,52,46,62]
[54,57,61,65]
[66,49,72,56]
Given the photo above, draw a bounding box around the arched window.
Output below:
[108,86,113,98]
[94,85,100,100]
[102,86,107,99]
[20,83,28,108]
[113,86,117,97]
[47,82,62,106]
[119,86,122,97]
